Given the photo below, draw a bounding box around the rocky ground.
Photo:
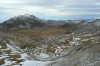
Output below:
[46,34,100,66]
[0,37,52,66]
[0,27,99,66]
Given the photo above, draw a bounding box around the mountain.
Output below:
[73,19,100,37]
[92,19,100,26]
[59,20,85,32]
[1,14,47,29]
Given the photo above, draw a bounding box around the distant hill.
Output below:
[1,14,47,29]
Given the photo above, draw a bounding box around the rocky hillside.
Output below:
[46,19,100,66]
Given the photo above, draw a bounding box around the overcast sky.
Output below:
[0,0,100,22]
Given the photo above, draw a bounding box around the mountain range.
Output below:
[0,14,96,29]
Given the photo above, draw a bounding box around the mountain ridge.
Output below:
[0,14,100,31]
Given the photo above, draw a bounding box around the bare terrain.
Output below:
[0,15,100,66]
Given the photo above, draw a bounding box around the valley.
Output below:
[0,15,100,66]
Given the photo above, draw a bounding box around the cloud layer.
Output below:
[0,0,100,22]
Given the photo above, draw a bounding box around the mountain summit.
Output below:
[1,14,47,29]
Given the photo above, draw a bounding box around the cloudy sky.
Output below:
[0,0,100,22]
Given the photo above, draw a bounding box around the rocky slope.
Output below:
[46,19,100,66]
